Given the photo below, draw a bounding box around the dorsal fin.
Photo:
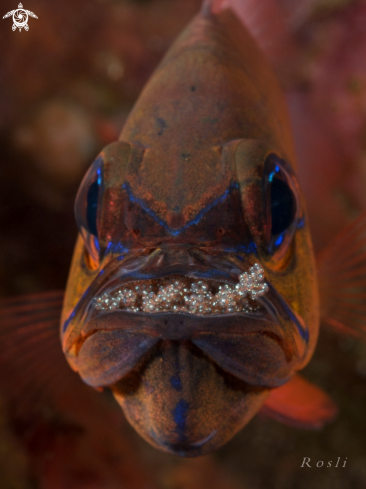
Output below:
[317,211,366,339]
[200,0,296,69]
[201,0,215,17]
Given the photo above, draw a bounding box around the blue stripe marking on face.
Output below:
[286,306,309,343]
[122,181,239,236]
[170,374,182,391]
[62,309,76,333]
[172,399,190,440]
[62,284,92,332]
[62,264,106,333]
[105,241,129,255]
[274,233,284,247]
[297,215,305,229]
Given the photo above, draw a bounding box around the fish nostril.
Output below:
[216,228,225,236]
[132,228,141,237]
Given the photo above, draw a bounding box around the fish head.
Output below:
[61,9,319,456]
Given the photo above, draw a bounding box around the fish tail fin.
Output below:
[317,211,366,339]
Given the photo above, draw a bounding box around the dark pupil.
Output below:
[86,180,99,236]
[270,178,295,236]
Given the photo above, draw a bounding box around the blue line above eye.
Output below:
[96,166,102,185]
[86,180,99,237]
[268,165,280,183]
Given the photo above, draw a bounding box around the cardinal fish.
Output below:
[1,0,366,459]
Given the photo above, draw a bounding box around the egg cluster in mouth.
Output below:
[93,263,269,316]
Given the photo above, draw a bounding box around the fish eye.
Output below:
[270,177,295,236]
[74,156,104,266]
[264,154,299,254]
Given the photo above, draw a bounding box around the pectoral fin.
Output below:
[260,374,338,429]
[0,291,80,418]
[0,291,156,487]
[317,211,366,339]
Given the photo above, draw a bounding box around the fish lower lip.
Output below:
[73,311,289,388]
[82,309,280,341]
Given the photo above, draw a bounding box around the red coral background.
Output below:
[1,0,366,488]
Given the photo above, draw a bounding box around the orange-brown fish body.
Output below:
[61,7,319,456]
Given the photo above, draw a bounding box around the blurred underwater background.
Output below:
[1,0,366,487]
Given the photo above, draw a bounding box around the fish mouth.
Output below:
[63,248,308,388]
[92,262,268,316]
